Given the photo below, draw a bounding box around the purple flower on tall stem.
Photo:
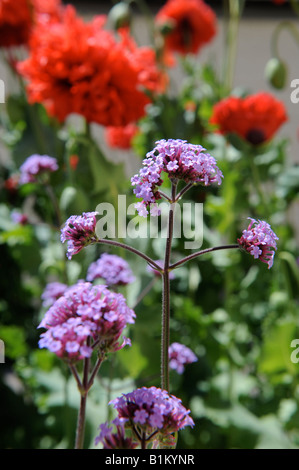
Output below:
[86,253,135,287]
[60,212,98,259]
[237,217,278,269]
[131,139,223,216]
[38,280,135,361]
[108,386,194,448]
[169,342,198,374]
[19,154,58,184]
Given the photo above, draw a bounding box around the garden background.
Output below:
[1,0,299,449]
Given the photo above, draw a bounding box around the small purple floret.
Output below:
[19,154,58,184]
[60,211,98,259]
[169,342,198,374]
[238,217,278,269]
[87,253,135,286]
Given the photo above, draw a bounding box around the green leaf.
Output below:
[279,251,299,300]
[87,143,126,197]
[259,320,297,378]
[0,325,28,359]
[117,342,149,378]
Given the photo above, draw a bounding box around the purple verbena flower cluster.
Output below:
[19,154,58,184]
[41,281,68,308]
[131,139,223,216]
[38,280,135,362]
[237,217,279,269]
[108,386,194,446]
[87,253,135,286]
[95,418,138,449]
[168,342,198,374]
[60,211,98,260]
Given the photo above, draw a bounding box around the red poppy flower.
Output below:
[119,28,169,95]
[17,7,165,127]
[0,0,63,48]
[155,0,216,55]
[105,123,139,150]
[210,92,288,145]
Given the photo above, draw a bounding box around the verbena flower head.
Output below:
[41,281,68,308]
[109,386,194,447]
[155,0,216,56]
[95,418,138,450]
[169,342,198,374]
[19,154,58,184]
[131,139,223,216]
[86,253,135,287]
[38,281,135,361]
[60,212,98,260]
[238,218,278,269]
[210,92,287,145]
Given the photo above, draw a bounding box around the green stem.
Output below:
[161,182,177,392]
[290,0,299,17]
[132,277,158,309]
[44,183,63,228]
[175,182,194,202]
[271,20,299,59]
[169,244,240,270]
[96,238,163,272]
[222,0,245,93]
[16,74,48,155]
[248,153,269,216]
[74,355,90,449]
[132,0,155,43]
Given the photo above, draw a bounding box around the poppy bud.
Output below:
[265,57,287,90]
[108,2,131,30]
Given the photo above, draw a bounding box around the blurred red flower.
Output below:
[69,154,79,171]
[105,123,139,150]
[210,92,288,145]
[0,0,63,48]
[17,7,166,127]
[119,28,169,95]
[155,0,216,55]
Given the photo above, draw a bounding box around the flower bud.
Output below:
[108,2,131,30]
[264,57,287,89]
